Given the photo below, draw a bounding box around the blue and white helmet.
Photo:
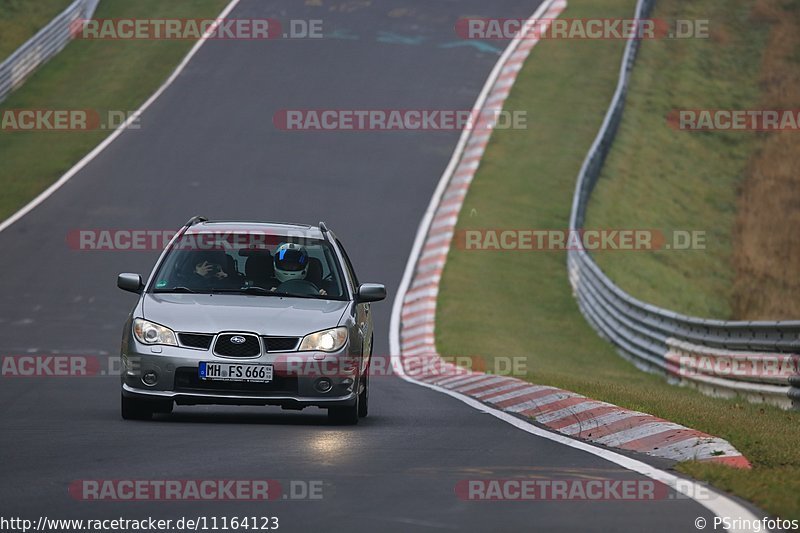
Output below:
[274,243,309,283]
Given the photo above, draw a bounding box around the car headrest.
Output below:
[245,251,274,280]
[307,257,323,283]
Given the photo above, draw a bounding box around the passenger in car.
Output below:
[178,251,239,288]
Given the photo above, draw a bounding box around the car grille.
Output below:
[262,336,300,352]
[174,368,298,395]
[214,334,261,358]
[178,333,214,350]
[179,333,299,353]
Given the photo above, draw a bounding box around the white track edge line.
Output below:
[0,0,243,235]
[0,0,763,528]
[387,0,761,529]
[392,372,761,531]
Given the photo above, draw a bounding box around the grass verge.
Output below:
[0,0,229,220]
[731,0,800,319]
[436,0,800,519]
[585,0,769,319]
[0,0,74,59]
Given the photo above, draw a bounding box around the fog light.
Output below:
[142,371,158,386]
[315,378,333,393]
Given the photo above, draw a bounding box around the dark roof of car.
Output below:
[184,221,326,239]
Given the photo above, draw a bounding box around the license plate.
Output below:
[199,362,273,383]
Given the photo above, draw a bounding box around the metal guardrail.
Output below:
[0,0,100,104]
[566,0,800,409]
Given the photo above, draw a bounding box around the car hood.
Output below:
[141,294,350,336]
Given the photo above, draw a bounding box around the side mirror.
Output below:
[356,283,386,303]
[117,273,143,294]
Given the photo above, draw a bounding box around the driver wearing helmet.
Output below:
[272,243,327,296]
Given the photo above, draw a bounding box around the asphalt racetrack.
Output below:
[0,1,720,531]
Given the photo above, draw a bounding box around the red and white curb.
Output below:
[394,0,750,469]
[402,356,750,467]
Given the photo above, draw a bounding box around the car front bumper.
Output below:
[120,340,361,409]
[122,383,357,408]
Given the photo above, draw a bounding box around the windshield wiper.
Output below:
[210,287,320,298]
[210,287,281,296]
[153,286,201,293]
[239,286,276,295]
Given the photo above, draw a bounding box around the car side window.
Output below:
[336,239,360,288]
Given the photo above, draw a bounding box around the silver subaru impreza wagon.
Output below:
[117,217,386,425]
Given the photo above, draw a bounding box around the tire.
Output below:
[358,335,372,418]
[328,394,359,425]
[328,338,371,425]
[358,371,369,418]
[121,394,172,420]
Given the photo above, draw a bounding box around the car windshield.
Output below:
[149,231,348,300]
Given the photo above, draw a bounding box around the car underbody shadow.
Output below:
[142,406,376,427]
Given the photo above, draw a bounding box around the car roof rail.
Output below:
[183,215,208,228]
[319,221,329,233]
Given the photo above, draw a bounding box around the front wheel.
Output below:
[358,371,369,418]
[328,393,359,425]
[358,335,372,418]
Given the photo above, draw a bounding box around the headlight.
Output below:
[299,327,348,352]
[133,318,177,346]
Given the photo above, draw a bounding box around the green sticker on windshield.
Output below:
[156,280,168,288]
